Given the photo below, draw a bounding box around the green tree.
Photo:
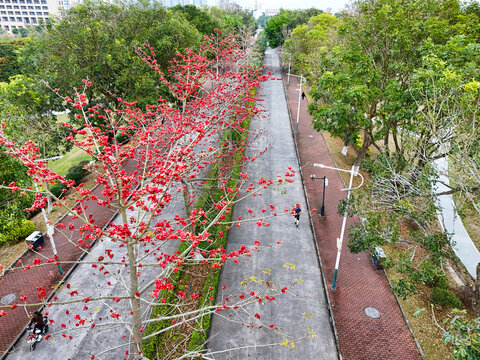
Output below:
[264,8,323,48]
[284,12,338,76]
[309,0,462,169]
[19,1,202,113]
[0,75,70,156]
[0,150,33,236]
[0,38,28,82]
[172,4,220,35]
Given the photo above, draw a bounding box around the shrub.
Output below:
[0,219,35,245]
[434,275,450,289]
[50,183,67,198]
[68,164,87,176]
[66,171,84,185]
[17,219,35,238]
[116,129,134,144]
[431,287,462,308]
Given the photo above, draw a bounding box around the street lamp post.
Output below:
[35,156,64,274]
[287,73,305,133]
[310,175,328,216]
[313,163,364,290]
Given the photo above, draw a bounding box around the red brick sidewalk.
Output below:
[281,71,422,359]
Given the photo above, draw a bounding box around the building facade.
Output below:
[0,0,61,31]
[162,0,204,7]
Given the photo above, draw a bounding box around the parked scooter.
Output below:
[26,312,49,351]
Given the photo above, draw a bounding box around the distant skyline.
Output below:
[208,0,350,11]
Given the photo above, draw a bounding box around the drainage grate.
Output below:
[364,306,381,319]
[1,293,16,305]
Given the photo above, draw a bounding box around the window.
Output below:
[21,10,26,14]
[27,5,32,8]
[23,16,29,22]
[2,16,7,20]
[7,10,12,13]
[21,5,26,8]
[15,10,20,13]
[34,5,39,8]
[41,5,46,8]
[9,16,14,20]
[31,16,36,22]
[0,11,6,14]
[28,10,33,13]
[16,16,21,20]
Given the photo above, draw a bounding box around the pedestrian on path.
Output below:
[301,91,306,101]
[294,203,302,227]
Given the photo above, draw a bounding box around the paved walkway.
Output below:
[208,48,337,359]
[434,157,480,278]
[280,51,422,359]
[0,182,119,356]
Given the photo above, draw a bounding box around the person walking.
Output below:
[294,203,302,227]
[301,91,306,101]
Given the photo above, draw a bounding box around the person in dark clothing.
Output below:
[294,203,302,227]
[301,91,306,101]
[28,311,44,334]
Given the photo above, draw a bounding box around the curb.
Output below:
[279,52,342,360]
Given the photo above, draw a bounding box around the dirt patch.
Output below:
[0,241,27,272]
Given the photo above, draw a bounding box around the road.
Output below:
[207,47,338,359]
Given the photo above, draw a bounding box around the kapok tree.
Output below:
[0,33,295,359]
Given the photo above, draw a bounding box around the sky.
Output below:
[209,0,350,11]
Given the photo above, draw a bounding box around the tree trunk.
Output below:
[341,134,350,157]
[123,209,143,359]
[474,263,480,316]
[353,130,372,171]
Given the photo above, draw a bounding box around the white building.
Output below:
[161,0,204,7]
[0,0,62,31]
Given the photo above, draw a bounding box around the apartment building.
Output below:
[0,0,61,31]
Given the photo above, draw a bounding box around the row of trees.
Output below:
[270,1,480,358]
[0,25,289,359]
[0,1,257,240]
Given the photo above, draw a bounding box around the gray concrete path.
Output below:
[208,48,337,359]
[5,199,184,359]
[434,157,480,278]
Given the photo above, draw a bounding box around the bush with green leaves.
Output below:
[17,219,35,238]
[66,171,84,185]
[443,310,480,360]
[50,183,67,198]
[0,219,35,245]
[431,287,462,308]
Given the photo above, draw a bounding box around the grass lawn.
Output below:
[48,146,91,176]
[47,113,92,176]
